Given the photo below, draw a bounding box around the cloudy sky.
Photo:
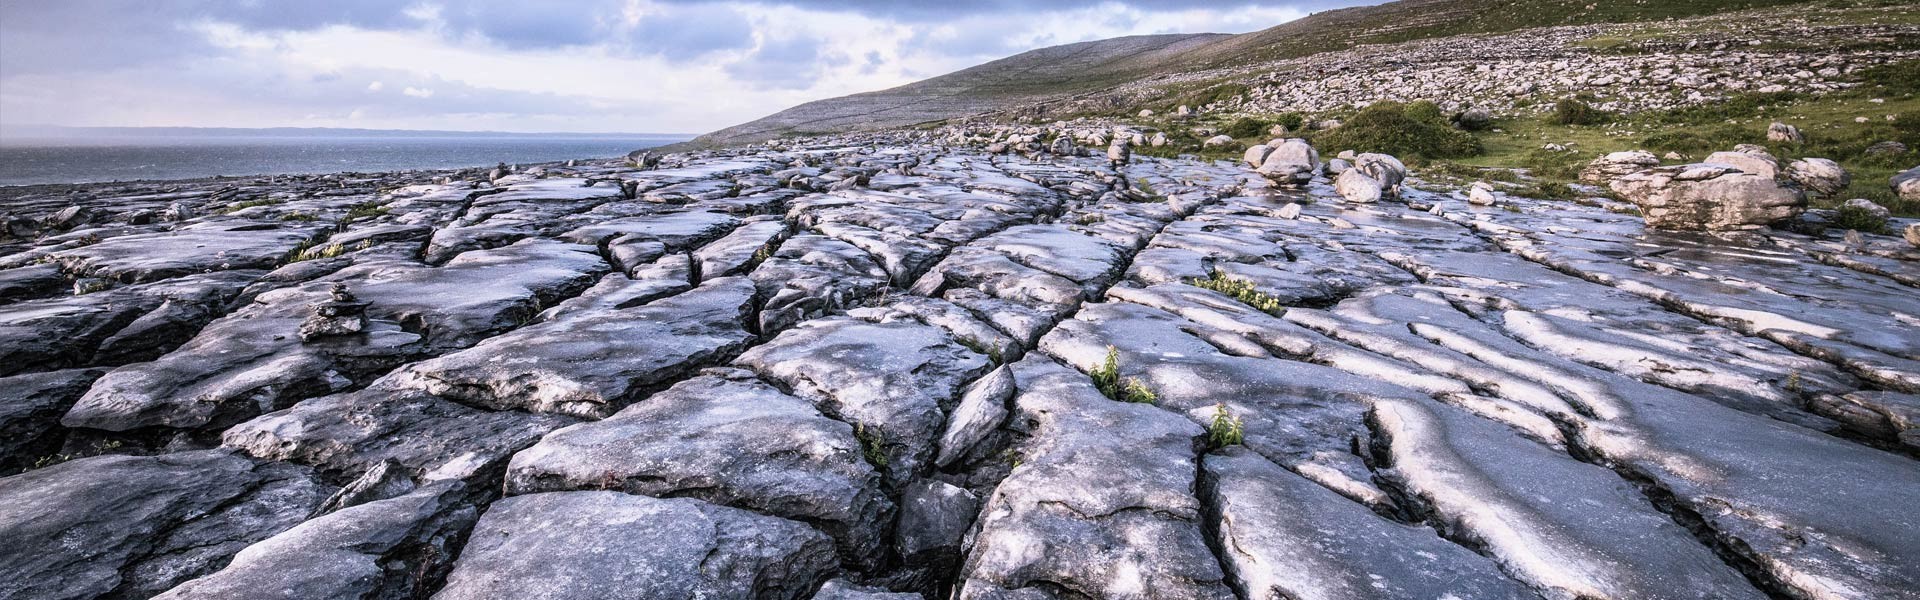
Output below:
[0,1,1368,134]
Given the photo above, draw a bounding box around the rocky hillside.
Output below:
[689,33,1229,147]
[688,0,1866,147]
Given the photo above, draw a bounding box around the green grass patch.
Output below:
[1189,269,1285,316]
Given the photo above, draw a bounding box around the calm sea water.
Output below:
[0,134,692,187]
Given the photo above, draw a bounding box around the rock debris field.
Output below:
[1,136,1918,600]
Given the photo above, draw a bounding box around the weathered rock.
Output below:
[1202,134,1236,148]
[1579,150,1659,185]
[1767,121,1804,143]
[390,277,755,418]
[1842,197,1891,221]
[1786,157,1849,198]
[1611,163,1804,230]
[222,384,576,483]
[1907,222,1920,247]
[936,365,1014,467]
[1334,168,1383,203]
[1203,447,1532,600]
[0,368,105,474]
[1242,144,1273,168]
[1352,152,1406,196]
[1893,166,1920,203]
[957,356,1233,599]
[434,492,836,600]
[1705,150,1779,180]
[1469,181,1498,205]
[736,318,992,485]
[152,482,476,600]
[0,450,335,600]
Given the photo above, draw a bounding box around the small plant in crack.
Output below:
[957,335,1005,364]
[854,423,889,469]
[1784,371,1802,393]
[1189,269,1285,316]
[1091,346,1158,404]
[1207,403,1245,448]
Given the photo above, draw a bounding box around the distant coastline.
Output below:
[0,127,692,187]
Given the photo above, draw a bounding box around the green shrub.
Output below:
[1223,117,1269,139]
[1831,204,1889,234]
[1271,112,1306,132]
[1552,98,1612,126]
[1314,100,1483,160]
[1519,148,1586,181]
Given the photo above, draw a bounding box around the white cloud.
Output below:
[0,1,1341,133]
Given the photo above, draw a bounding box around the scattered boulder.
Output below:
[1255,139,1320,186]
[1906,222,1920,248]
[1203,135,1236,148]
[1865,141,1909,155]
[1335,169,1384,203]
[1353,153,1406,197]
[1242,144,1273,168]
[1469,182,1498,205]
[1580,150,1660,185]
[1893,166,1920,203]
[1786,157,1850,198]
[1611,163,1805,231]
[1767,122,1805,143]
[1107,138,1133,166]
[1324,158,1351,176]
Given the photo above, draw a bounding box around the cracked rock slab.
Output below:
[433,491,836,600]
[503,368,894,569]
[0,450,335,600]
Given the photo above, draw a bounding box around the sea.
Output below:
[0,127,693,187]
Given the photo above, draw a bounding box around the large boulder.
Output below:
[1906,222,1920,248]
[1894,166,1920,203]
[1353,153,1407,197]
[1107,138,1132,165]
[1242,144,1273,168]
[1202,135,1236,148]
[1335,169,1384,203]
[1611,163,1806,231]
[1255,139,1320,186]
[1786,157,1850,198]
[1579,150,1660,185]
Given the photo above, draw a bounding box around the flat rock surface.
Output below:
[2,134,1917,599]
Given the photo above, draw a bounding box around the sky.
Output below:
[0,1,1370,134]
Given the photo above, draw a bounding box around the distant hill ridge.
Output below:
[685,0,1817,148]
